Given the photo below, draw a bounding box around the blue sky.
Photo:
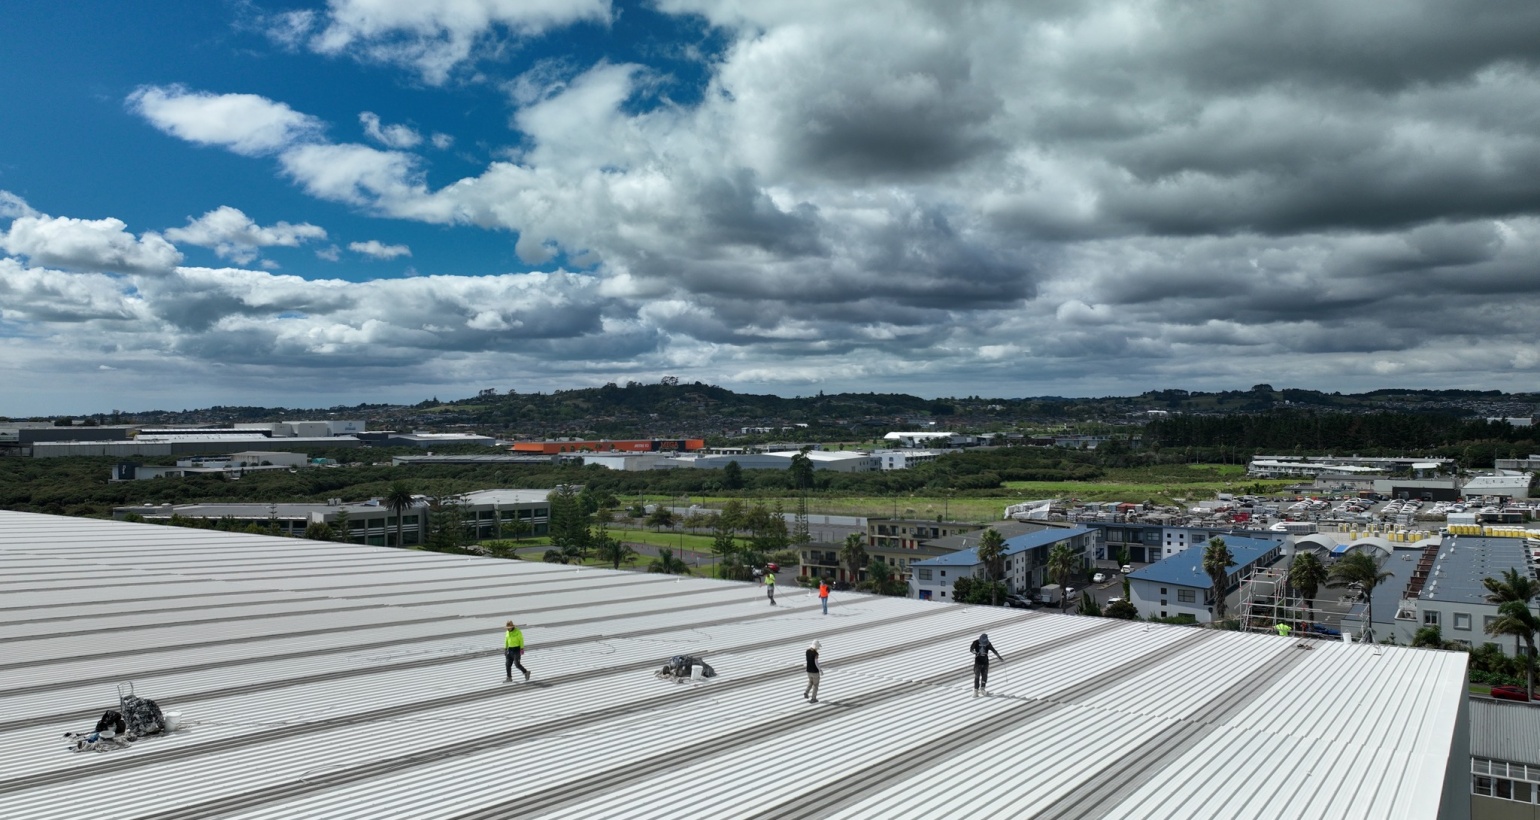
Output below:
[4,1,1540,416]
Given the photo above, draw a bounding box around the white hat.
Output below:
[810,640,821,650]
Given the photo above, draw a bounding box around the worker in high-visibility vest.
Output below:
[1275,623,1292,638]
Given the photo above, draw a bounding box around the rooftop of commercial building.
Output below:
[1422,535,1533,605]
[0,511,1468,820]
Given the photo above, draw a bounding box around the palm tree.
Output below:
[384,483,415,548]
[840,533,867,587]
[1289,551,1329,620]
[594,536,639,570]
[976,529,1007,607]
[648,547,690,575]
[1484,568,1540,686]
[1202,537,1235,622]
[1326,550,1394,641]
[1487,600,1540,697]
[1048,543,1077,612]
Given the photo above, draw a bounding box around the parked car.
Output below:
[1120,564,1132,574]
[1092,572,1107,584]
[1491,685,1531,702]
[765,562,779,572]
[1004,595,1034,610]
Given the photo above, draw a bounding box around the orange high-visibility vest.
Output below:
[819,584,829,598]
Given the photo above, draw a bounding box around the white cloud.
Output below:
[1,214,181,275]
[431,132,454,150]
[349,240,412,259]
[165,206,327,264]
[359,112,423,149]
[309,0,612,84]
[316,244,342,262]
[128,85,324,156]
[0,190,39,219]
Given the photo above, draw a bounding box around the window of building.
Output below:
[1486,615,1499,632]
[1454,613,1472,631]
[1423,610,1439,627]
[1160,587,1167,594]
[1177,589,1196,603]
[917,568,932,581]
[940,571,946,578]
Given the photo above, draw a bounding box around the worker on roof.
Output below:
[504,621,530,683]
[970,633,1004,697]
[804,640,822,703]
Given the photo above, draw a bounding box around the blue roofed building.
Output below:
[909,526,1095,602]
[1126,535,1284,622]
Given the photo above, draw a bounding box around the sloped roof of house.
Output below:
[1128,535,1282,588]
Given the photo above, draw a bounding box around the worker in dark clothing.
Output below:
[969,633,1004,697]
[504,621,530,683]
[804,640,822,703]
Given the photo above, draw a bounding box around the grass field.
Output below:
[630,465,1296,523]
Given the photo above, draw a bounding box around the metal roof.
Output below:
[1424,536,1531,605]
[1128,535,1281,587]
[1471,699,1540,765]
[0,510,1468,819]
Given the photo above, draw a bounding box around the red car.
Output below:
[1490,685,1531,702]
[764,562,779,573]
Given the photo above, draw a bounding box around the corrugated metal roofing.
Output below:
[1129,535,1279,587]
[0,510,1467,819]
[1471,699,1540,765]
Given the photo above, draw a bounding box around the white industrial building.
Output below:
[1463,473,1534,501]
[0,510,1474,819]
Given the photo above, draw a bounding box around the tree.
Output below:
[331,508,351,542]
[548,484,591,557]
[1411,626,1444,648]
[385,483,416,548]
[648,547,691,575]
[791,496,811,546]
[840,532,867,586]
[1488,601,1540,697]
[1048,543,1077,612]
[1483,567,1540,659]
[1326,550,1394,641]
[1202,537,1236,622]
[1483,570,1540,697]
[976,529,1007,607]
[303,521,334,541]
[1077,591,1101,617]
[500,516,531,542]
[426,496,469,553]
[645,507,675,531]
[721,460,744,490]
[789,448,815,490]
[592,519,638,569]
[1105,599,1140,620]
[1288,551,1329,617]
[861,558,907,596]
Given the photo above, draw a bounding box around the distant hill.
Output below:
[18,383,1540,439]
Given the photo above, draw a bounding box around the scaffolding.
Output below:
[1236,562,1340,638]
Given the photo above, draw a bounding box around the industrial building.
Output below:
[110,451,310,481]
[0,510,1472,819]
[112,489,551,545]
[511,438,705,455]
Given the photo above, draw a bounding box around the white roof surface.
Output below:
[0,510,1468,819]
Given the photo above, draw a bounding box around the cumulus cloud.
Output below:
[128,85,324,156]
[165,206,327,264]
[74,1,1540,404]
[359,112,423,149]
[1,213,181,276]
[308,0,612,84]
[349,240,412,259]
[0,190,39,219]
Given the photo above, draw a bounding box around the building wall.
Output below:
[1129,578,1210,622]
